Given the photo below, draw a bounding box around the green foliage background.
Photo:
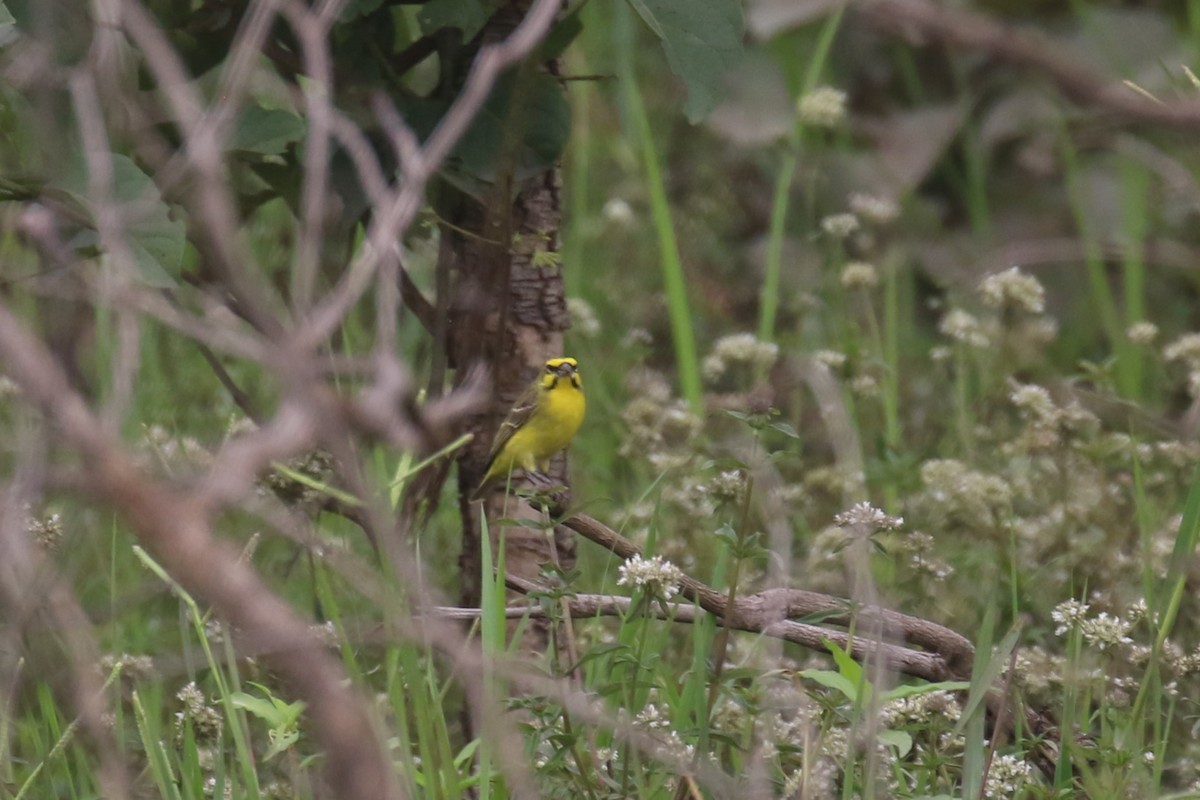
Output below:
[4,0,1200,798]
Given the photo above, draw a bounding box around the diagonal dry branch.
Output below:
[856,0,1200,131]
[556,511,974,681]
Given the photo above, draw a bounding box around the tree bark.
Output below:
[446,122,574,647]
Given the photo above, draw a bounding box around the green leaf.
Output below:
[825,638,864,689]
[770,421,801,439]
[54,153,184,288]
[229,107,306,156]
[419,0,487,40]
[798,669,858,703]
[263,728,300,761]
[798,607,848,626]
[0,2,15,27]
[540,8,584,60]
[878,729,913,757]
[450,70,570,184]
[230,692,280,724]
[627,0,744,122]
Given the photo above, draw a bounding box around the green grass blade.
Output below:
[615,3,701,412]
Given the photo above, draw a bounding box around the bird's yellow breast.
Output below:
[503,378,585,472]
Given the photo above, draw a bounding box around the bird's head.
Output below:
[543,357,581,389]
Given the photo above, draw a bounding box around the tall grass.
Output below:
[613,3,702,413]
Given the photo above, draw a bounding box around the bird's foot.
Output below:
[519,471,570,511]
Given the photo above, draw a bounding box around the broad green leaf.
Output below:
[770,420,801,439]
[450,70,570,183]
[627,0,744,122]
[55,153,184,288]
[398,70,569,194]
[419,0,487,40]
[798,668,858,703]
[826,638,864,689]
[230,692,279,723]
[541,8,584,60]
[878,729,913,756]
[230,107,306,156]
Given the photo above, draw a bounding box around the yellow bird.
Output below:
[471,357,586,501]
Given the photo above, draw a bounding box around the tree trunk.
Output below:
[448,158,575,646]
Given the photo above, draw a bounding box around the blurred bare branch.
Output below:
[858,0,1200,131]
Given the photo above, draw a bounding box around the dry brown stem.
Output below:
[558,512,975,681]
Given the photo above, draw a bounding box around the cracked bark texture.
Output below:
[446,132,574,646]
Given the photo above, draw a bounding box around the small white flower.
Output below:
[840,261,878,290]
[820,213,859,239]
[939,309,990,348]
[1051,599,1090,636]
[797,86,846,128]
[983,754,1033,799]
[602,197,634,225]
[1164,332,1200,366]
[1127,321,1158,345]
[1009,382,1056,422]
[703,333,779,383]
[979,266,1045,314]
[848,193,899,225]
[813,349,847,369]
[617,554,683,599]
[851,374,879,397]
[834,501,904,532]
[1080,612,1133,652]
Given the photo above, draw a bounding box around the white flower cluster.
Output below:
[820,212,860,239]
[702,333,779,383]
[979,266,1045,314]
[1051,598,1090,636]
[813,349,847,369]
[175,681,223,741]
[939,309,990,349]
[983,753,1034,799]
[1164,334,1200,399]
[840,261,878,290]
[833,501,904,532]
[1080,612,1134,652]
[1126,321,1158,345]
[1009,382,1056,421]
[848,193,900,225]
[617,554,683,599]
[797,86,846,127]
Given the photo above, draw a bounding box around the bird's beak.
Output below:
[555,363,577,377]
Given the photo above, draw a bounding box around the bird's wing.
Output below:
[484,382,540,465]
